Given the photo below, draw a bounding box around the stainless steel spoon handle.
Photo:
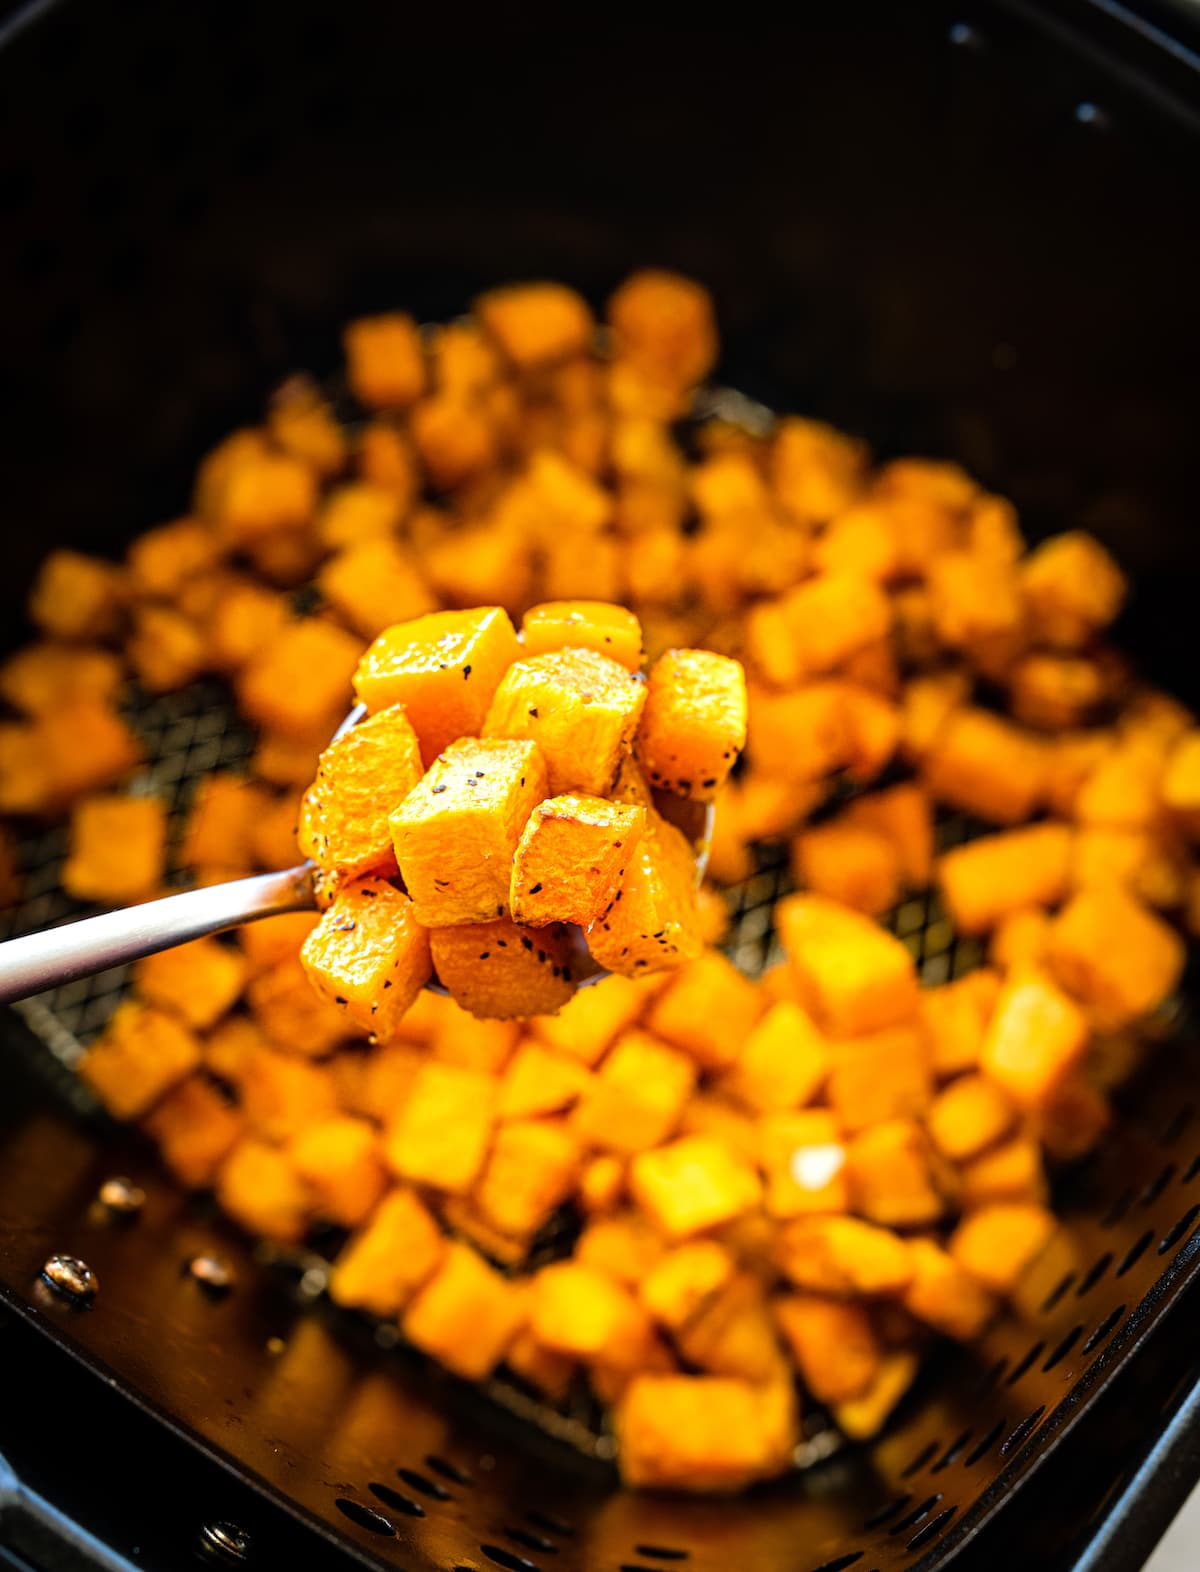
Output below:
[0,864,315,1005]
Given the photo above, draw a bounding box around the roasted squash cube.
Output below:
[721,1000,829,1113]
[675,1271,787,1384]
[521,600,644,672]
[924,707,1048,825]
[238,911,319,974]
[846,1118,946,1226]
[429,917,575,1019]
[1022,530,1126,648]
[247,955,353,1059]
[316,480,403,549]
[248,787,304,871]
[62,794,166,904]
[403,1242,527,1380]
[959,1135,1049,1208]
[616,1373,798,1494]
[843,781,935,889]
[202,1014,268,1084]
[238,619,363,740]
[990,908,1052,973]
[980,972,1090,1108]
[239,1047,339,1142]
[505,1328,577,1402]
[580,1153,625,1214]
[317,538,437,640]
[38,701,143,807]
[778,894,918,1037]
[330,1187,446,1315]
[383,1061,496,1193]
[300,878,431,1040]
[760,1109,848,1218]
[780,572,893,676]
[775,1294,881,1405]
[791,821,901,917]
[430,1008,520,1073]
[216,1138,311,1243]
[630,1135,761,1239]
[1047,885,1185,1030]
[474,1118,581,1237]
[182,774,261,870]
[29,550,125,640]
[570,1029,696,1154]
[0,642,123,716]
[902,1238,995,1341]
[391,737,547,926]
[647,950,762,1072]
[198,437,317,544]
[920,969,1000,1076]
[510,793,645,927]
[586,810,703,977]
[532,1260,653,1365]
[833,1350,919,1441]
[927,1074,1015,1161]
[354,607,520,765]
[949,1203,1057,1293]
[142,1075,242,1188]
[78,1001,201,1120]
[476,282,593,370]
[636,648,747,801]
[343,312,425,409]
[410,392,499,490]
[287,1115,388,1227]
[576,1211,667,1286]
[775,1214,912,1297]
[530,972,656,1065]
[608,269,717,391]
[298,706,422,880]
[937,822,1074,934]
[498,1042,593,1120]
[127,517,223,599]
[485,647,647,797]
[1033,1072,1111,1162]
[135,937,247,1031]
[640,1240,735,1331]
[268,373,347,476]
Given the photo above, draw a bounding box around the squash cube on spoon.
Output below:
[301,876,432,1040]
[510,793,646,927]
[298,704,423,879]
[429,917,576,1020]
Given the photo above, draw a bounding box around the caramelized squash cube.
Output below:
[521,600,644,672]
[29,550,125,640]
[182,774,261,869]
[777,894,918,1037]
[268,373,347,476]
[640,1240,735,1331]
[920,969,1000,1076]
[775,1214,913,1297]
[343,312,425,409]
[760,1109,848,1218]
[239,1046,339,1142]
[990,908,1052,973]
[403,1241,527,1380]
[949,1203,1057,1293]
[430,1008,521,1073]
[38,702,143,806]
[287,1115,388,1227]
[202,1014,268,1084]
[410,392,498,491]
[62,793,166,903]
[238,911,319,974]
[391,737,547,925]
[846,1118,946,1227]
[842,782,935,890]
[354,607,520,765]
[531,1260,653,1366]
[1021,530,1126,648]
[485,647,647,797]
[937,822,1074,934]
[833,1350,919,1441]
[383,1061,496,1193]
[585,809,703,977]
[247,955,353,1059]
[78,1002,201,1119]
[608,269,717,391]
[924,707,1048,824]
[330,1187,445,1314]
[792,821,901,917]
[927,1074,1015,1161]
[429,917,575,1019]
[0,643,123,715]
[474,1118,581,1237]
[570,1029,696,1154]
[722,1000,829,1113]
[498,1042,593,1120]
[316,480,403,549]
[647,951,762,1072]
[636,648,747,801]
[510,793,645,927]
[902,1238,995,1341]
[298,706,422,880]
[775,1294,881,1404]
[143,1075,242,1189]
[580,1153,625,1214]
[300,877,431,1039]
[216,1138,310,1242]
[616,1373,798,1493]
[674,1271,787,1384]
[576,1211,666,1287]
[238,619,363,740]
[530,972,656,1065]
[317,538,437,640]
[476,282,593,370]
[1047,885,1184,1031]
[980,971,1090,1108]
[959,1135,1048,1207]
[630,1134,761,1239]
[135,937,247,1030]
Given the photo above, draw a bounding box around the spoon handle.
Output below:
[0,864,315,1005]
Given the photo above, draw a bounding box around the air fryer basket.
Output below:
[2,3,1200,1570]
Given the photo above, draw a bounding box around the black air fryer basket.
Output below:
[2,4,1200,1570]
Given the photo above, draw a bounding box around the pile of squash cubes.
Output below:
[2,269,1195,1491]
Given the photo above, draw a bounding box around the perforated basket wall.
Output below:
[1,3,1200,1571]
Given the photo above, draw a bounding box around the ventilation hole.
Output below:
[931,1431,972,1473]
[397,1467,452,1501]
[1183,1154,1200,1184]
[890,1494,942,1534]
[1162,1106,1194,1146]
[1140,1164,1177,1206]
[1075,1252,1114,1296]
[1005,1340,1046,1385]
[334,1498,395,1536]
[900,1440,939,1478]
[809,1556,863,1572]
[863,1493,912,1530]
[906,1507,957,1553]
[976,1356,1008,1394]
[367,1482,424,1518]
[964,1420,1005,1466]
[1082,1305,1127,1354]
[634,1550,689,1563]
[1160,1204,1200,1255]
[620,1565,662,1572]
[1041,1272,1076,1312]
[1000,1406,1046,1456]
[1043,1325,1083,1371]
[426,1454,473,1486]
[1116,1229,1154,1276]
[483,1549,539,1572]
[507,1528,558,1554]
[526,1511,574,1537]
[1103,1187,1135,1227]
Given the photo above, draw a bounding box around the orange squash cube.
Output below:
[937,822,1074,934]
[238,911,319,974]
[476,282,593,370]
[530,972,656,1065]
[571,1029,696,1154]
[920,969,1000,1076]
[38,701,143,807]
[1047,885,1185,1030]
[647,951,762,1072]
[927,1074,1015,1161]
[630,1135,761,1239]
[1010,652,1109,731]
[135,937,247,1031]
[949,1203,1057,1293]
[586,809,703,977]
[474,1118,581,1237]
[1074,739,1165,829]
[616,1373,798,1493]
[402,1241,528,1379]
[777,894,919,1037]
[747,683,855,783]
[781,572,893,676]
[1021,530,1126,648]
[78,1002,201,1120]
[846,1118,946,1226]
[722,1000,829,1113]
[29,549,125,640]
[775,1214,912,1296]
[238,618,363,740]
[182,774,261,869]
[990,909,1052,973]
[247,955,353,1059]
[485,647,646,797]
[640,1240,735,1331]
[521,600,644,672]
[330,1187,445,1315]
[505,1329,577,1402]
[608,269,717,391]
[248,787,304,871]
[62,794,166,903]
[1163,730,1200,836]
[1033,1073,1111,1162]
[498,1042,593,1120]
[410,392,498,491]
[981,972,1090,1108]
[927,548,1026,668]
[316,480,403,549]
[268,373,346,476]
[792,821,901,916]
[0,642,123,715]
[531,1260,653,1366]
[675,1271,786,1384]
[143,1075,243,1189]
[300,877,431,1039]
[298,705,422,880]
[383,1061,496,1193]
[833,1350,920,1441]
[286,1115,388,1227]
[580,1154,626,1214]
[317,538,437,640]
[759,1109,848,1218]
[842,782,935,889]
[238,1047,339,1142]
[216,1138,311,1242]
[390,737,547,926]
[924,708,1048,824]
[430,1009,520,1074]
[202,1014,268,1084]
[198,437,317,544]
[960,1135,1049,1207]
[354,606,520,766]
[636,648,747,801]
[576,1211,667,1287]
[902,1238,995,1341]
[127,517,223,599]
[900,669,971,762]
[771,417,867,526]
[429,917,575,1019]
[343,312,425,409]
[510,793,645,927]
[775,1295,881,1404]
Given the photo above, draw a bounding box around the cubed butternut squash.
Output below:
[287,1115,389,1227]
[78,1001,201,1119]
[722,1000,829,1113]
[777,894,918,1036]
[474,1118,581,1237]
[62,794,166,904]
[775,1294,881,1404]
[402,1242,527,1380]
[636,648,748,801]
[216,1138,311,1243]
[135,937,247,1031]
[571,1029,696,1154]
[142,1075,242,1188]
[510,793,645,927]
[949,1203,1057,1294]
[429,917,576,1019]
[924,708,1047,825]
[238,619,363,741]
[330,1187,445,1314]
[616,1373,798,1493]
[300,877,432,1040]
[937,822,1074,934]
[383,1061,495,1194]
[521,600,644,672]
[980,971,1090,1108]
[343,312,425,409]
[1047,885,1184,1030]
[792,821,901,917]
[630,1135,761,1239]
